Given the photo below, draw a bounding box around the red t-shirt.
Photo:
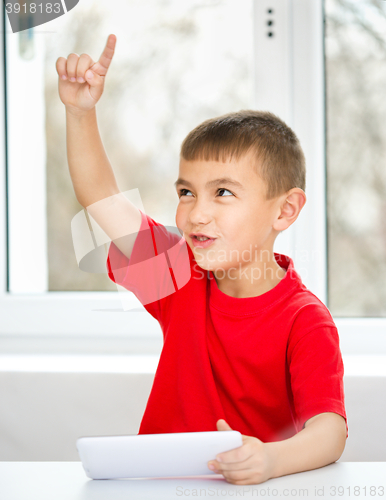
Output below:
[107,209,348,442]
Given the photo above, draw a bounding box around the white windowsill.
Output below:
[0,355,159,373]
[0,354,385,376]
[342,355,386,377]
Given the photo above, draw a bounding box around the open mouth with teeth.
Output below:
[191,235,216,248]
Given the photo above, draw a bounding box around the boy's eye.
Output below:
[217,188,233,197]
[178,188,234,197]
[179,189,193,197]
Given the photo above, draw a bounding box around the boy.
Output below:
[56,34,348,485]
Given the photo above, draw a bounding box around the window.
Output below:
[43,0,254,292]
[325,0,386,317]
[1,0,384,354]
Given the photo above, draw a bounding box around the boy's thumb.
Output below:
[84,69,104,102]
[85,70,104,101]
[85,69,103,88]
[217,419,233,431]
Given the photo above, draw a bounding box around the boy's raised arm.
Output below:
[56,34,142,260]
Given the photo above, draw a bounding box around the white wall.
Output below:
[0,370,153,461]
[0,363,384,462]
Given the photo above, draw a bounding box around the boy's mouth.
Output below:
[190,234,217,248]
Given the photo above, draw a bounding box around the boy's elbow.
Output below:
[332,440,346,463]
[333,418,347,461]
[338,434,347,460]
[306,412,347,462]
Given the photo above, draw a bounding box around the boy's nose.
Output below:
[188,203,213,226]
[188,212,212,227]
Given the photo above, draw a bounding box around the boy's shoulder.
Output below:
[271,253,337,332]
[292,287,335,326]
[285,283,339,354]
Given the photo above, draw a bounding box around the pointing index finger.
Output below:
[93,34,116,76]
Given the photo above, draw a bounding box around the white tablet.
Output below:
[76,430,243,479]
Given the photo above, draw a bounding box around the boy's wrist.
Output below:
[65,106,96,119]
[263,441,282,479]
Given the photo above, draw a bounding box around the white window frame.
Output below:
[0,1,384,355]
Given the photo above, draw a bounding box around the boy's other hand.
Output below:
[207,419,275,485]
[55,34,116,115]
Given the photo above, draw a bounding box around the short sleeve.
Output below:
[287,326,348,439]
[106,209,191,320]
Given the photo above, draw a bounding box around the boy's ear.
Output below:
[273,188,307,232]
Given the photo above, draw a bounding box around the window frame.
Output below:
[0,1,385,355]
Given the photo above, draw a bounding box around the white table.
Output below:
[0,462,385,499]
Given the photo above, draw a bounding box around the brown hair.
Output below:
[180,110,306,200]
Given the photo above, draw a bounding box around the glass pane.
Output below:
[325,0,386,317]
[44,0,254,290]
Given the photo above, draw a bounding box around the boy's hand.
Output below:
[207,419,275,485]
[55,34,116,115]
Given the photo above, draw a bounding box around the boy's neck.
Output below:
[213,254,287,299]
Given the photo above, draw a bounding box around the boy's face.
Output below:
[175,153,287,272]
